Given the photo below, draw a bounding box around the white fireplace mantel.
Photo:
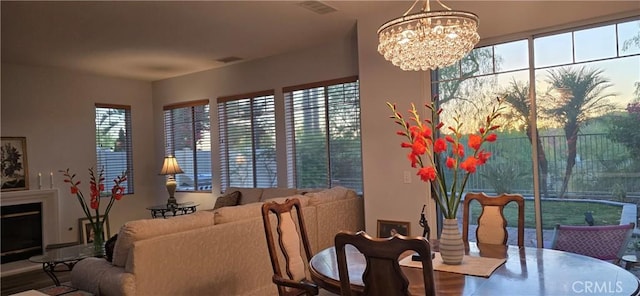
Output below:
[1,189,61,275]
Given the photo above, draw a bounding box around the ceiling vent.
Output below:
[297,1,337,15]
[216,56,243,63]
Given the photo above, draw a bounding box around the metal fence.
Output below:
[463,133,640,198]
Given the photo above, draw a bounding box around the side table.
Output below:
[146,202,199,218]
[28,244,104,286]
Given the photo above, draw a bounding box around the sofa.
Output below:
[70,186,365,296]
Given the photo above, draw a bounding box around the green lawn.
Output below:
[467,200,623,229]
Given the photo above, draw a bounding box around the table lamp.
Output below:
[159,155,184,207]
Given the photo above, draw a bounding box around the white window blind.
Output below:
[163,100,212,192]
[218,90,276,192]
[95,103,133,194]
[284,76,362,193]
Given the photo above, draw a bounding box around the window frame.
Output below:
[217,90,277,192]
[284,75,363,193]
[163,99,212,192]
[95,103,134,194]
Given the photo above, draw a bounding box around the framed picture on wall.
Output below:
[1,137,29,191]
[78,217,111,244]
[377,219,410,238]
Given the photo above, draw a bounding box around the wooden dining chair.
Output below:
[262,198,318,296]
[551,223,635,264]
[334,231,436,296]
[462,192,525,247]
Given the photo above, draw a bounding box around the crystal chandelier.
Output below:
[377,0,480,71]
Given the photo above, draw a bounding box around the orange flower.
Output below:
[460,157,478,173]
[446,157,456,169]
[417,167,437,182]
[455,144,465,157]
[434,138,447,153]
[468,134,482,150]
[387,98,504,219]
[477,150,491,165]
[412,138,427,155]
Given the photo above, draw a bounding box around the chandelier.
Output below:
[377,0,480,71]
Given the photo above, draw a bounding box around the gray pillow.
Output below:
[213,191,241,210]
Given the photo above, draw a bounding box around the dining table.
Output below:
[309,242,640,295]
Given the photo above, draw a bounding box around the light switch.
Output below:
[403,171,412,183]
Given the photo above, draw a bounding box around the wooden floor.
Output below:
[0,269,70,296]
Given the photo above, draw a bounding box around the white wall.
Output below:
[151,30,359,210]
[357,12,438,238]
[1,63,155,243]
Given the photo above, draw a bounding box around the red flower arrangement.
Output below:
[387,98,504,219]
[61,168,127,245]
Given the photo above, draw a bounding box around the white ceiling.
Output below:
[2,1,638,82]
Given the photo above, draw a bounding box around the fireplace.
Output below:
[0,189,60,275]
[1,202,43,264]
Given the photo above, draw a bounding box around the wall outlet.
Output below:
[403,171,412,183]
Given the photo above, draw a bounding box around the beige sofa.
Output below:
[70,186,364,296]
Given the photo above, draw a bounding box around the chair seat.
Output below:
[551,223,635,262]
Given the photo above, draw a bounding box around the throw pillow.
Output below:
[105,234,118,262]
[213,191,241,210]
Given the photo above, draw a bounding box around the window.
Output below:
[431,17,640,247]
[163,100,211,192]
[284,76,362,193]
[95,104,133,194]
[217,91,276,191]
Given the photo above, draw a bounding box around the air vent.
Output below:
[216,56,243,63]
[297,1,337,15]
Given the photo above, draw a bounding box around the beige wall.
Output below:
[151,30,359,210]
[1,63,155,243]
[357,12,438,238]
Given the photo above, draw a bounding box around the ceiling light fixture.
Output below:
[377,0,480,71]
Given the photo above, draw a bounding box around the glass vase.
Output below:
[91,222,106,254]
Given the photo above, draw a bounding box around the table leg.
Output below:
[42,262,61,286]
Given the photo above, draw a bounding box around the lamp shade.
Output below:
[159,156,184,175]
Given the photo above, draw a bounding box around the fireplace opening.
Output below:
[1,202,43,264]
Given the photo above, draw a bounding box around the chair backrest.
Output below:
[551,223,635,261]
[262,198,315,296]
[334,231,436,296]
[462,192,525,247]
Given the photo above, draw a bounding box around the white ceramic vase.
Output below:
[439,218,464,265]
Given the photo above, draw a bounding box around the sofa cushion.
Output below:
[213,190,241,210]
[261,188,298,201]
[227,187,264,205]
[111,211,215,267]
[307,186,357,206]
[214,202,264,224]
[263,195,310,208]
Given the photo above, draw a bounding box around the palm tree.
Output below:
[503,79,551,198]
[545,67,615,198]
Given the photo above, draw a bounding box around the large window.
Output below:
[432,17,640,246]
[217,91,276,191]
[163,100,211,192]
[284,76,363,193]
[95,104,133,193]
